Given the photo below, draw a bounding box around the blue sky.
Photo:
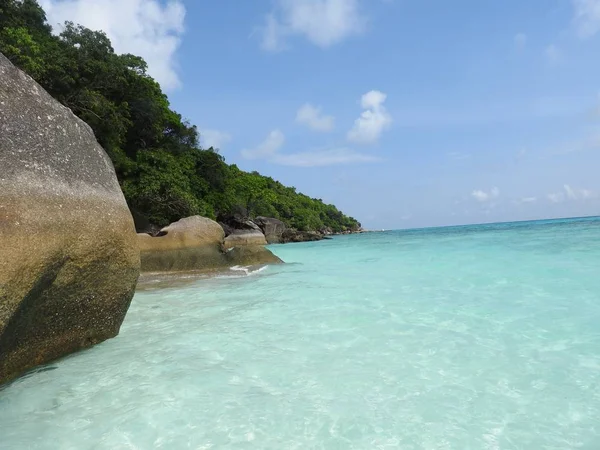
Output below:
[41,0,600,229]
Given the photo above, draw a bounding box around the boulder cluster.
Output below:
[137,216,282,273]
[0,53,279,384]
[0,51,364,384]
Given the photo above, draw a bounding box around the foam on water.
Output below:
[227,265,269,277]
[2,217,600,449]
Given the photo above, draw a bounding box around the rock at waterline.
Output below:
[0,52,140,384]
[138,216,282,272]
[281,228,326,243]
[223,229,268,249]
[254,216,287,244]
[219,215,331,244]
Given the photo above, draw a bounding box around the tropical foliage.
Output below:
[0,0,360,232]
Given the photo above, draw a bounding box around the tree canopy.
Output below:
[0,0,361,232]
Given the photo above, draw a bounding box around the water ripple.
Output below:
[1,218,600,448]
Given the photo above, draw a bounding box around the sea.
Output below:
[1,217,600,449]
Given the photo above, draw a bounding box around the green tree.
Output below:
[0,0,362,233]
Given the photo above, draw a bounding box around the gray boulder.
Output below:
[0,53,140,384]
[138,216,227,272]
[138,216,281,273]
[254,216,287,244]
[224,229,268,249]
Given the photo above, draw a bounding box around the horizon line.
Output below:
[371,214,600,233]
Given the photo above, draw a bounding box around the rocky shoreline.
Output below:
[139,214,366,246]
[137,216,282,274]
[0,53,366,384]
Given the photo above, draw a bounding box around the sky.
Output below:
[39,0,600,229]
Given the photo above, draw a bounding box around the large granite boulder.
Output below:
[138,216,281,272]
[224,230,268,249]
[225,246,283,266]
[0,53,140,384]
[217,214,271,249]
[138,216,226,272]
[254,216,287,244]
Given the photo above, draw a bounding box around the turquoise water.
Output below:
[2,217,600,449]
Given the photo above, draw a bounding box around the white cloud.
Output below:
[241,130,285,160]
[545,44,561,63]
[471,187,500,202]
[274,148,380,167]
[520,197,537,203]
[513,196,537,205]
[296,103,335,132]
[548,184,596,203]
[260,0,365,51]
[347,90,392,145]
[241,130,378,167]
[201,129,232,150]
[514,33,527,49]
[573,0,600,38]
[548,192,565,203]
[40,0,186,90]
[581,189,595,198]
[262,14,287,52]
[564,184,578,200]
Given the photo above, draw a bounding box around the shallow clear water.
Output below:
[2,217,600,449]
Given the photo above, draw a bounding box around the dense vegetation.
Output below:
[0,0,361,232]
